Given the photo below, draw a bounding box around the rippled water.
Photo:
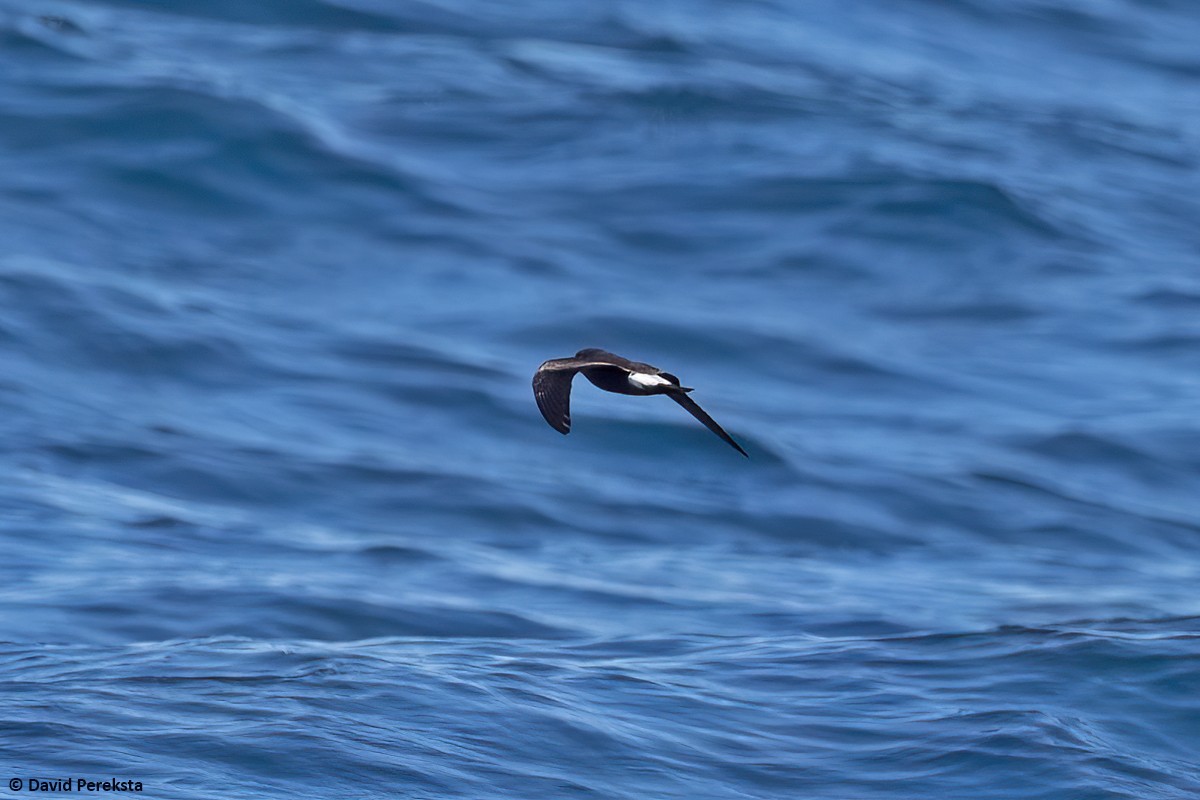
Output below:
[2,1,1199,797]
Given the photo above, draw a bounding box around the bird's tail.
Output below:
[659,372,693,393]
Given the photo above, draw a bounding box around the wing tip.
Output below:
[667,391,749,459]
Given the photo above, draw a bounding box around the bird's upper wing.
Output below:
[667,392,748,457]
[574,348,638,370]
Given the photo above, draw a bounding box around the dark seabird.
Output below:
[533,348,748,457]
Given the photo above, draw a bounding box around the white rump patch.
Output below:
[628,372,671,389]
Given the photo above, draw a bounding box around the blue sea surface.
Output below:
[2,1,1199,797]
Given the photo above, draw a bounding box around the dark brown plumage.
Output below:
[533,348,747,457]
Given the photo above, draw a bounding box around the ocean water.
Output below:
[2,0,1199,797]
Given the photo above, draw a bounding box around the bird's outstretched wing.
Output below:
[533,354,636,433]
[532,361,578,434]
[667,392,748,457]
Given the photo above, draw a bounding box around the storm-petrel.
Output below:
[533,348,748,457]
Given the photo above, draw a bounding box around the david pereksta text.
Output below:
[11,778,143,793]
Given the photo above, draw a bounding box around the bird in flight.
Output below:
[532,348,747,457]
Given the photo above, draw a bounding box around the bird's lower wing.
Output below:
[667,392,748,457]
[533,366,577,434]
[533,357,632,434]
